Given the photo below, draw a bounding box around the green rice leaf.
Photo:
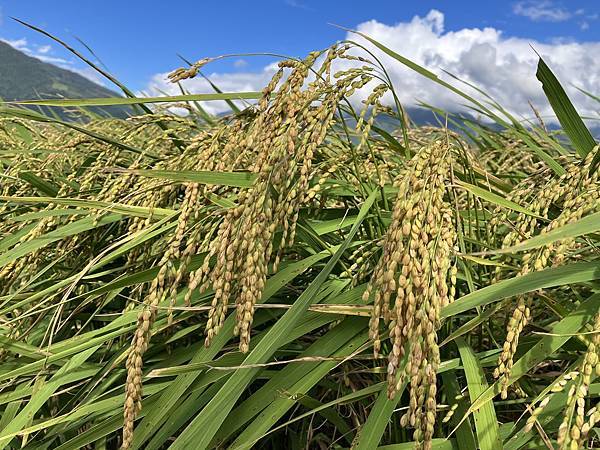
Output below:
[168,190,378,450]
[351,384,404,450]
[456,337,502,450]
[0,346,99,450]
[441,261,600,318]
[128,169,256,187]
[486,211,600,254]
[17,172,59,197]
[8,92,263,107]
[456,180,541,218]
[536,57,596,157]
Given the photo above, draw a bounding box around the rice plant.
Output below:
[0,28,599,450]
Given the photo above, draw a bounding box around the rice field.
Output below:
[0,30,599,450]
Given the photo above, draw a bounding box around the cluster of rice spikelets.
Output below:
[342,239,383,286]
[0,115,260,449]
[479,133,547,178]
[0,115,190,285]
[0,116,188,351]
[524,313,600,449]
[363,140,457,449]
[120,46,401,447]
[0,50,406,446]
[491,152,600,398]
[3,40,599,450]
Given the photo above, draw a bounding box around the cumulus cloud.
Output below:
[513,1,574,22]
[37,44,52,54]
[144,9,600,122]
[348,11,600,120]
[1,37,30,52]
[145,63,280,115]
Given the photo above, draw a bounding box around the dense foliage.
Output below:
[0,32,599,450]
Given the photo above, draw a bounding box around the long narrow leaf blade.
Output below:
[536,57,596,157]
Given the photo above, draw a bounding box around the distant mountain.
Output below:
[0,40,130,119]
[368,107,502,135]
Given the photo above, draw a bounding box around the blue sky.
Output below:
[1,1,599,120]
[0,0,598,90]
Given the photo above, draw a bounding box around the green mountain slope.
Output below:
[0,40,131,119]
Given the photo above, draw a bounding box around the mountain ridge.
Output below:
[0,40,130,119]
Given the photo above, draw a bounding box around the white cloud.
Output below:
[233,59,248,69]
[37,44,52,54]
[513,1,574,22]
[69,67,108,86]
[145,63,280,115]
[1,37,31,53]
[145,9,600,122]
[35,54,69,65]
